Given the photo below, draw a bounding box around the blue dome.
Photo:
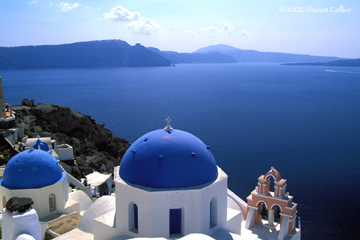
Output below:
[120,129,218,188]
[0,149,65,190]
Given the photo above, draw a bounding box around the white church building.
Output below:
[92,122,243,239]
[1,118,300,240]
[0,149,71,219]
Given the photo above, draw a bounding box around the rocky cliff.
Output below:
[2,100,129,178]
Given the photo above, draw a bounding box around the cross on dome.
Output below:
[164,116,173,132]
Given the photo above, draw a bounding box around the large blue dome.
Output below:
[120,129,218,188]
[0,149,65,190]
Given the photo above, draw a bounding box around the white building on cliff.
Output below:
[0,76,15,128]
[1,118,300,240]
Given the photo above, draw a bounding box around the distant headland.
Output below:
[0,40,170,69]
[282,58,360,67]
[0,40,352,69]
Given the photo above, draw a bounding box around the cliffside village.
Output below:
[0,77,300,240]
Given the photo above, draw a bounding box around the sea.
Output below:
[1,63,359,239]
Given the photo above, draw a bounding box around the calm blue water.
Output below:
[1,63,360,239]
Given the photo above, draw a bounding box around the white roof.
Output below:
[86,171,112,187]
[68,190,93,213]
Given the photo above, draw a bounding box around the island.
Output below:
[282,58,360,67]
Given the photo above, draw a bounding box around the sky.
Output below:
[0,0,359,58]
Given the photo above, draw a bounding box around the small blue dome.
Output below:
[33,139,50,152]
[0,149,65,190]
[120,129,218,188]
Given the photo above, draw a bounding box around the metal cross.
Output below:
[166,116,171,126]
[164,116,173,132]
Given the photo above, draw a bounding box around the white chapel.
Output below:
[91,119,243,239]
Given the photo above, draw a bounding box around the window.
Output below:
[2,196,6,208]
[210,198,217,228]
[128,202,138,233]
[49,194,56,211]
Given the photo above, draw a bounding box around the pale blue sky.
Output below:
[0,0,359,58]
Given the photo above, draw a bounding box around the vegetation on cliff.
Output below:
[1,100,129,178]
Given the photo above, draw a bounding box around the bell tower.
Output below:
[245,167,298,240]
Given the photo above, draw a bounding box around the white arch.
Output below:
[270,203,283,212]
[256,200,268,209]
[265,173,277,182]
